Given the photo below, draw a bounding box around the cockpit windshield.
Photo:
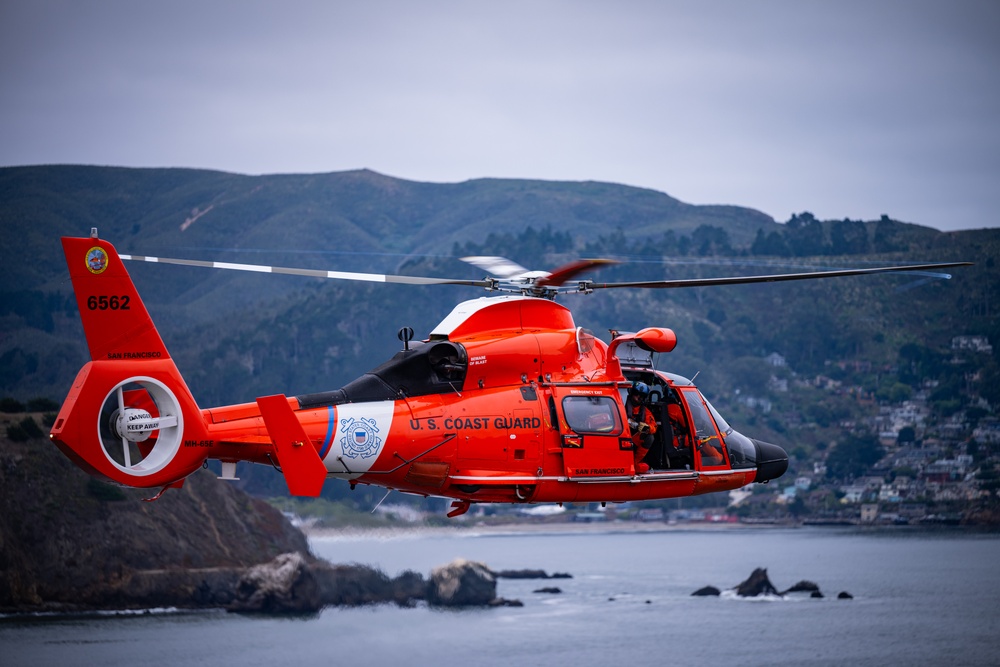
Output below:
[704,396,733,436]
[680,388,727,467]
[696,389,757,469]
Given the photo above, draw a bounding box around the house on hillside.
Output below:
[765,352,787,367]
[951,335,992,354]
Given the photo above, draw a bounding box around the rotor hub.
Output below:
[114,407,159,443]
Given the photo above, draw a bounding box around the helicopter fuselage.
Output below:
[197,296,787,510]
[49,236,788,514]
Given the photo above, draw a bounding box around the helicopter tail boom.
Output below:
[49,235,211,489]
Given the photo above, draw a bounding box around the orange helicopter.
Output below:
[49,230,970,516]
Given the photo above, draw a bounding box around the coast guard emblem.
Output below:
[86,247,109,274]
[339,417,381,459]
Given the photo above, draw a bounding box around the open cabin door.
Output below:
[551,386,633,479]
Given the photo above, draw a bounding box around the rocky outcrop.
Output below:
[734,568,782,597]
[228,552,322,613]
[783,580,820,594]
[494,569,572,579]
[427,558,497,606]
[691,569,854,600]
[0,429,309,612]
[0,426,536,613]
[0,430,433,613]
[312,562,427,607]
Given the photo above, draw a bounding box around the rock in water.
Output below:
[783,580,821,594]
[734,568,782,597]
[228,552,321,613]
[427,559,496,606]
[691,586,721,597]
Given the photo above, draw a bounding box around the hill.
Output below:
[1,165,998,510]
[0,411,310,611]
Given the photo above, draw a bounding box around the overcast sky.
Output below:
[2,0,998,231]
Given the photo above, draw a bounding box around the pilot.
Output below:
[626,382,657,473]
[667,401,688,447]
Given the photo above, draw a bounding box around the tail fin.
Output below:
[61,236,169,362]
[50,234,210,489]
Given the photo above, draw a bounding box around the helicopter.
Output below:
[49,230,971,516]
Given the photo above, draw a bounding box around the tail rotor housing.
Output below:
[98,377,184,476]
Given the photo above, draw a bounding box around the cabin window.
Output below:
[562,396,623,435]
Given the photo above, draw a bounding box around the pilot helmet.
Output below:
[630,382,649,398]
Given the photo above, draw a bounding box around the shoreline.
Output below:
[303,519,797,541]
[304,519,999,541]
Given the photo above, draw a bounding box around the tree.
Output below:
[786,217,826,256]
[830,219,870,255]
[691,225,733,256]
[751,230,791,257]
[825,433,885,480]
[873,215,902,252]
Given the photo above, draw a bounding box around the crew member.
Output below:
[626,382,657,473]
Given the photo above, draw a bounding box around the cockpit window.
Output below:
[685,392,716,440]
[681,388,728,467]
[562,396,623,435]
[704,396,733,436]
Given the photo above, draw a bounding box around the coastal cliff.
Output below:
[1,413,311,612]
[1,414,543,613]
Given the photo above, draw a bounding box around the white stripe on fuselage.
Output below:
[323,401,394,478]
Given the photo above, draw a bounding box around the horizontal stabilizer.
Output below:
[256,394,327,497]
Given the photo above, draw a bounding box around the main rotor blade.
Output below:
[583,262,974,290]
[460,256,530,278]
[120,254,494,288]
[536,258,619,287]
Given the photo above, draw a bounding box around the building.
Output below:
[951,336,992,354]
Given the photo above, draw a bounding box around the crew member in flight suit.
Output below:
[626,382,657,474]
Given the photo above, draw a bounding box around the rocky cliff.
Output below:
[1,415,543,613]
[0,413,312,612]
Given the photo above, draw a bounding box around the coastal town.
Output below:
[726,334,999,526]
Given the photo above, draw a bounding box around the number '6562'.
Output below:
[87,295,131,310]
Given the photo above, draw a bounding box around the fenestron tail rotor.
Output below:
[98,378,183,477]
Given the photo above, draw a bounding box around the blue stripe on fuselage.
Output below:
[320,405,335,459]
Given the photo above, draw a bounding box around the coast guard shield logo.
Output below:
[339,416,381,459]
[86,247,109,274]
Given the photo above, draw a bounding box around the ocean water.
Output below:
[2,526,998,667]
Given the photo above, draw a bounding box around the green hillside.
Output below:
[0,164,780,397]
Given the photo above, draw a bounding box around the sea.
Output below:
[2,525,998,667]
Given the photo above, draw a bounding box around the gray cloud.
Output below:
[1,0,998,231]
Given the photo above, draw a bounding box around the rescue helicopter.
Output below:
[49,230,970,516]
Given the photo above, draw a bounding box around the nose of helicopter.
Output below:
[752,440,789,483]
